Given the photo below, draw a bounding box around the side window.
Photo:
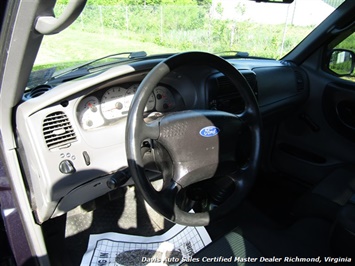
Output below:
[327,32,355,82]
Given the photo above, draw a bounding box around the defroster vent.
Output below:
[43,112,77,149]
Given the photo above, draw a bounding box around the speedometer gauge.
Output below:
[101,87,126,120]
[77,96,104,130]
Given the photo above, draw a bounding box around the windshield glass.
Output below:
[33,0,345,72]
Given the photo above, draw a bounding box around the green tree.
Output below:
[195,0,212,5]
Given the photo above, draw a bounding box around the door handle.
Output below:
[299,113,320,132]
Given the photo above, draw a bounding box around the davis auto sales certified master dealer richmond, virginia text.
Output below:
[152,256,352,264]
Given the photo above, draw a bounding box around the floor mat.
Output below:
[64,184,178,265]
[248,172,307,226]
[80,224,211,266]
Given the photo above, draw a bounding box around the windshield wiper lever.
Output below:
[107,167,131,190]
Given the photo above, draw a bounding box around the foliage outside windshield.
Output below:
[33,0,345,71]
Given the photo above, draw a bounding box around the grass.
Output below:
[34,28,177,70]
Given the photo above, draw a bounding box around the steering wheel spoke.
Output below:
[141,119,160,140]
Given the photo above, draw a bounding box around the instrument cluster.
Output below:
[76,83,177,130]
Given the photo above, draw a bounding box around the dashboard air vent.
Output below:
[30,85,51,98]
[216,76,235,93]
[216,73,258,98]
[43,112,77,149]
[23,85,51,101]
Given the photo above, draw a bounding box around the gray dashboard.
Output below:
[15,58,308,223]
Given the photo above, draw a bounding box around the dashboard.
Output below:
[16,57,308,223]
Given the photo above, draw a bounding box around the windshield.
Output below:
[33,0,345,72]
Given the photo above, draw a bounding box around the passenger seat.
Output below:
[293,165,355,257]
[294,165,355,221]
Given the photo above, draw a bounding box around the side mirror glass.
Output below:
[329,49,355,76]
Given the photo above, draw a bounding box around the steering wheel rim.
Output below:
[126,51,261,226]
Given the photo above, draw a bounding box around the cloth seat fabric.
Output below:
[294,165,355,221]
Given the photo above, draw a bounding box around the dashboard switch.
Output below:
[83,151,91,166]
[59,160,75,174]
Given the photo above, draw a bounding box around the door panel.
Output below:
[323,82,355,141]
[272,66,355,186]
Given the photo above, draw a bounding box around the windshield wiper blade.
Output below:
[215,51,250,58]
[85,51,147,69]
[51,51,147,80]
[216,50,272,60]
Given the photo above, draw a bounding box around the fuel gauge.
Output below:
[154,86,175,111]
[77,96,104,130]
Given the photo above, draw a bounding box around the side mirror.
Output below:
[328,49,355,76]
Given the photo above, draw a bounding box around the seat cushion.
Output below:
[188,217,332,266]
[313,166,355,205]
[188,230,269,265]
[294,165,355,221]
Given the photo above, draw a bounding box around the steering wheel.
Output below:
[126,52,261,226]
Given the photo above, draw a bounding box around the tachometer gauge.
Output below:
[77,96,104,130]
[154,86,176,111]
[101,87,126,120]
[125,84,156,111]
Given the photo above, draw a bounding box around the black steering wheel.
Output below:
[126,52,261,226]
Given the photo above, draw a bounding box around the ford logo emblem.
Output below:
[199,126,220,137]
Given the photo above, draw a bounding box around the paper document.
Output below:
[81,224,211,266]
